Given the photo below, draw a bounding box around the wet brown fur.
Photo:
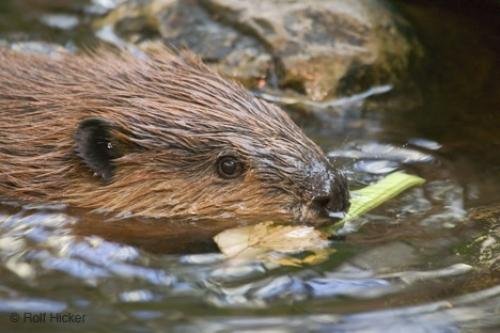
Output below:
[0,47,346,224]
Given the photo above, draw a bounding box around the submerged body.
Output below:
[0,48,349,225]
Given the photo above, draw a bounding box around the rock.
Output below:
[467,205,500,272]
[348,241,420,272]
[95,0,421,100]
[157,0,272,88]
[469,204,500,227]
[95,0,272,89]
[204,0,420,100]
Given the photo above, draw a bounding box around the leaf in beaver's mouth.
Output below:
[214,172,425,264]
[327,171,426,233]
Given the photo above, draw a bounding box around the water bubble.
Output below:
[353,160,400,174]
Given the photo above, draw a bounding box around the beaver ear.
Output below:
[75,118,123,182]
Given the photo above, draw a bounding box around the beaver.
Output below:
[0,47,349,226]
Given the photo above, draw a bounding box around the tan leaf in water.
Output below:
[274,248,335,267]
[214,221,329,259]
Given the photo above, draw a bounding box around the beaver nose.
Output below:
[311,171,350,219]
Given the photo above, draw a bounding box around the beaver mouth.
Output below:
[298,169,351,225]
[298,202,350,226]
[299,169,350,225]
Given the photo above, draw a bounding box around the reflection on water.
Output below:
[0,0,499,332]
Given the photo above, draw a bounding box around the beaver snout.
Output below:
[310,170,350,220]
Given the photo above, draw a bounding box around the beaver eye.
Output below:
[217,156,243,179]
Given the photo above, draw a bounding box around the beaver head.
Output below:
[0,48,349,224]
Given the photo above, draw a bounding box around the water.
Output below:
[0,1,499,332]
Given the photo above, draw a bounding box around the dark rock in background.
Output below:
[94,0,422,101]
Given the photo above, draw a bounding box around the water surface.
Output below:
[0,1,499,332]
